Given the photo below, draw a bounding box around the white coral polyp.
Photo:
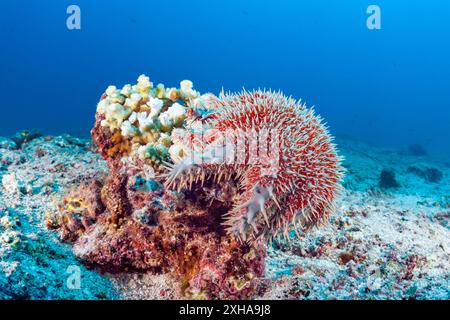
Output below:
[166,88,178,101]
[180,80,199,99]
[101,103,132,130]
[158,112,173,131]
[130,93,142,102]
[147,97,164,118]
[136,112,157,132]
[165,103,187,126]
[137,143,156,160]
[120,84,133,97]
[158,133,172,147]
[125,93,142,109]
[121,120,139,137]
[96,98,110,114]
[105,85,117,96]
[128,111,138,124]
[136,74,153,93]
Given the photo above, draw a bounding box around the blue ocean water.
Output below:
[1,0,449,158]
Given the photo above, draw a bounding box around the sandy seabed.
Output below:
[0,134,448,300]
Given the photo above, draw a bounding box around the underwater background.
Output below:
[0,0,449,159]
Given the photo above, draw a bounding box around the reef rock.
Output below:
[50,74,343,299]
[407,166,443,183]
[379,168,400,189]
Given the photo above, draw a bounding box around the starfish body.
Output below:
[164,90,344,242]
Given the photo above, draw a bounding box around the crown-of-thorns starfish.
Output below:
[163,89,344,242]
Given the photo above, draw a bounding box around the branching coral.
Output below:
[50,75,343,299]
[92,74,215,171]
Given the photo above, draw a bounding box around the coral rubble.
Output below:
[49,75,343,299]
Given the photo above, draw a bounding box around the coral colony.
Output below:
[47,74,343,299]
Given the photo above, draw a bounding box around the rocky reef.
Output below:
[45,75,343,299]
